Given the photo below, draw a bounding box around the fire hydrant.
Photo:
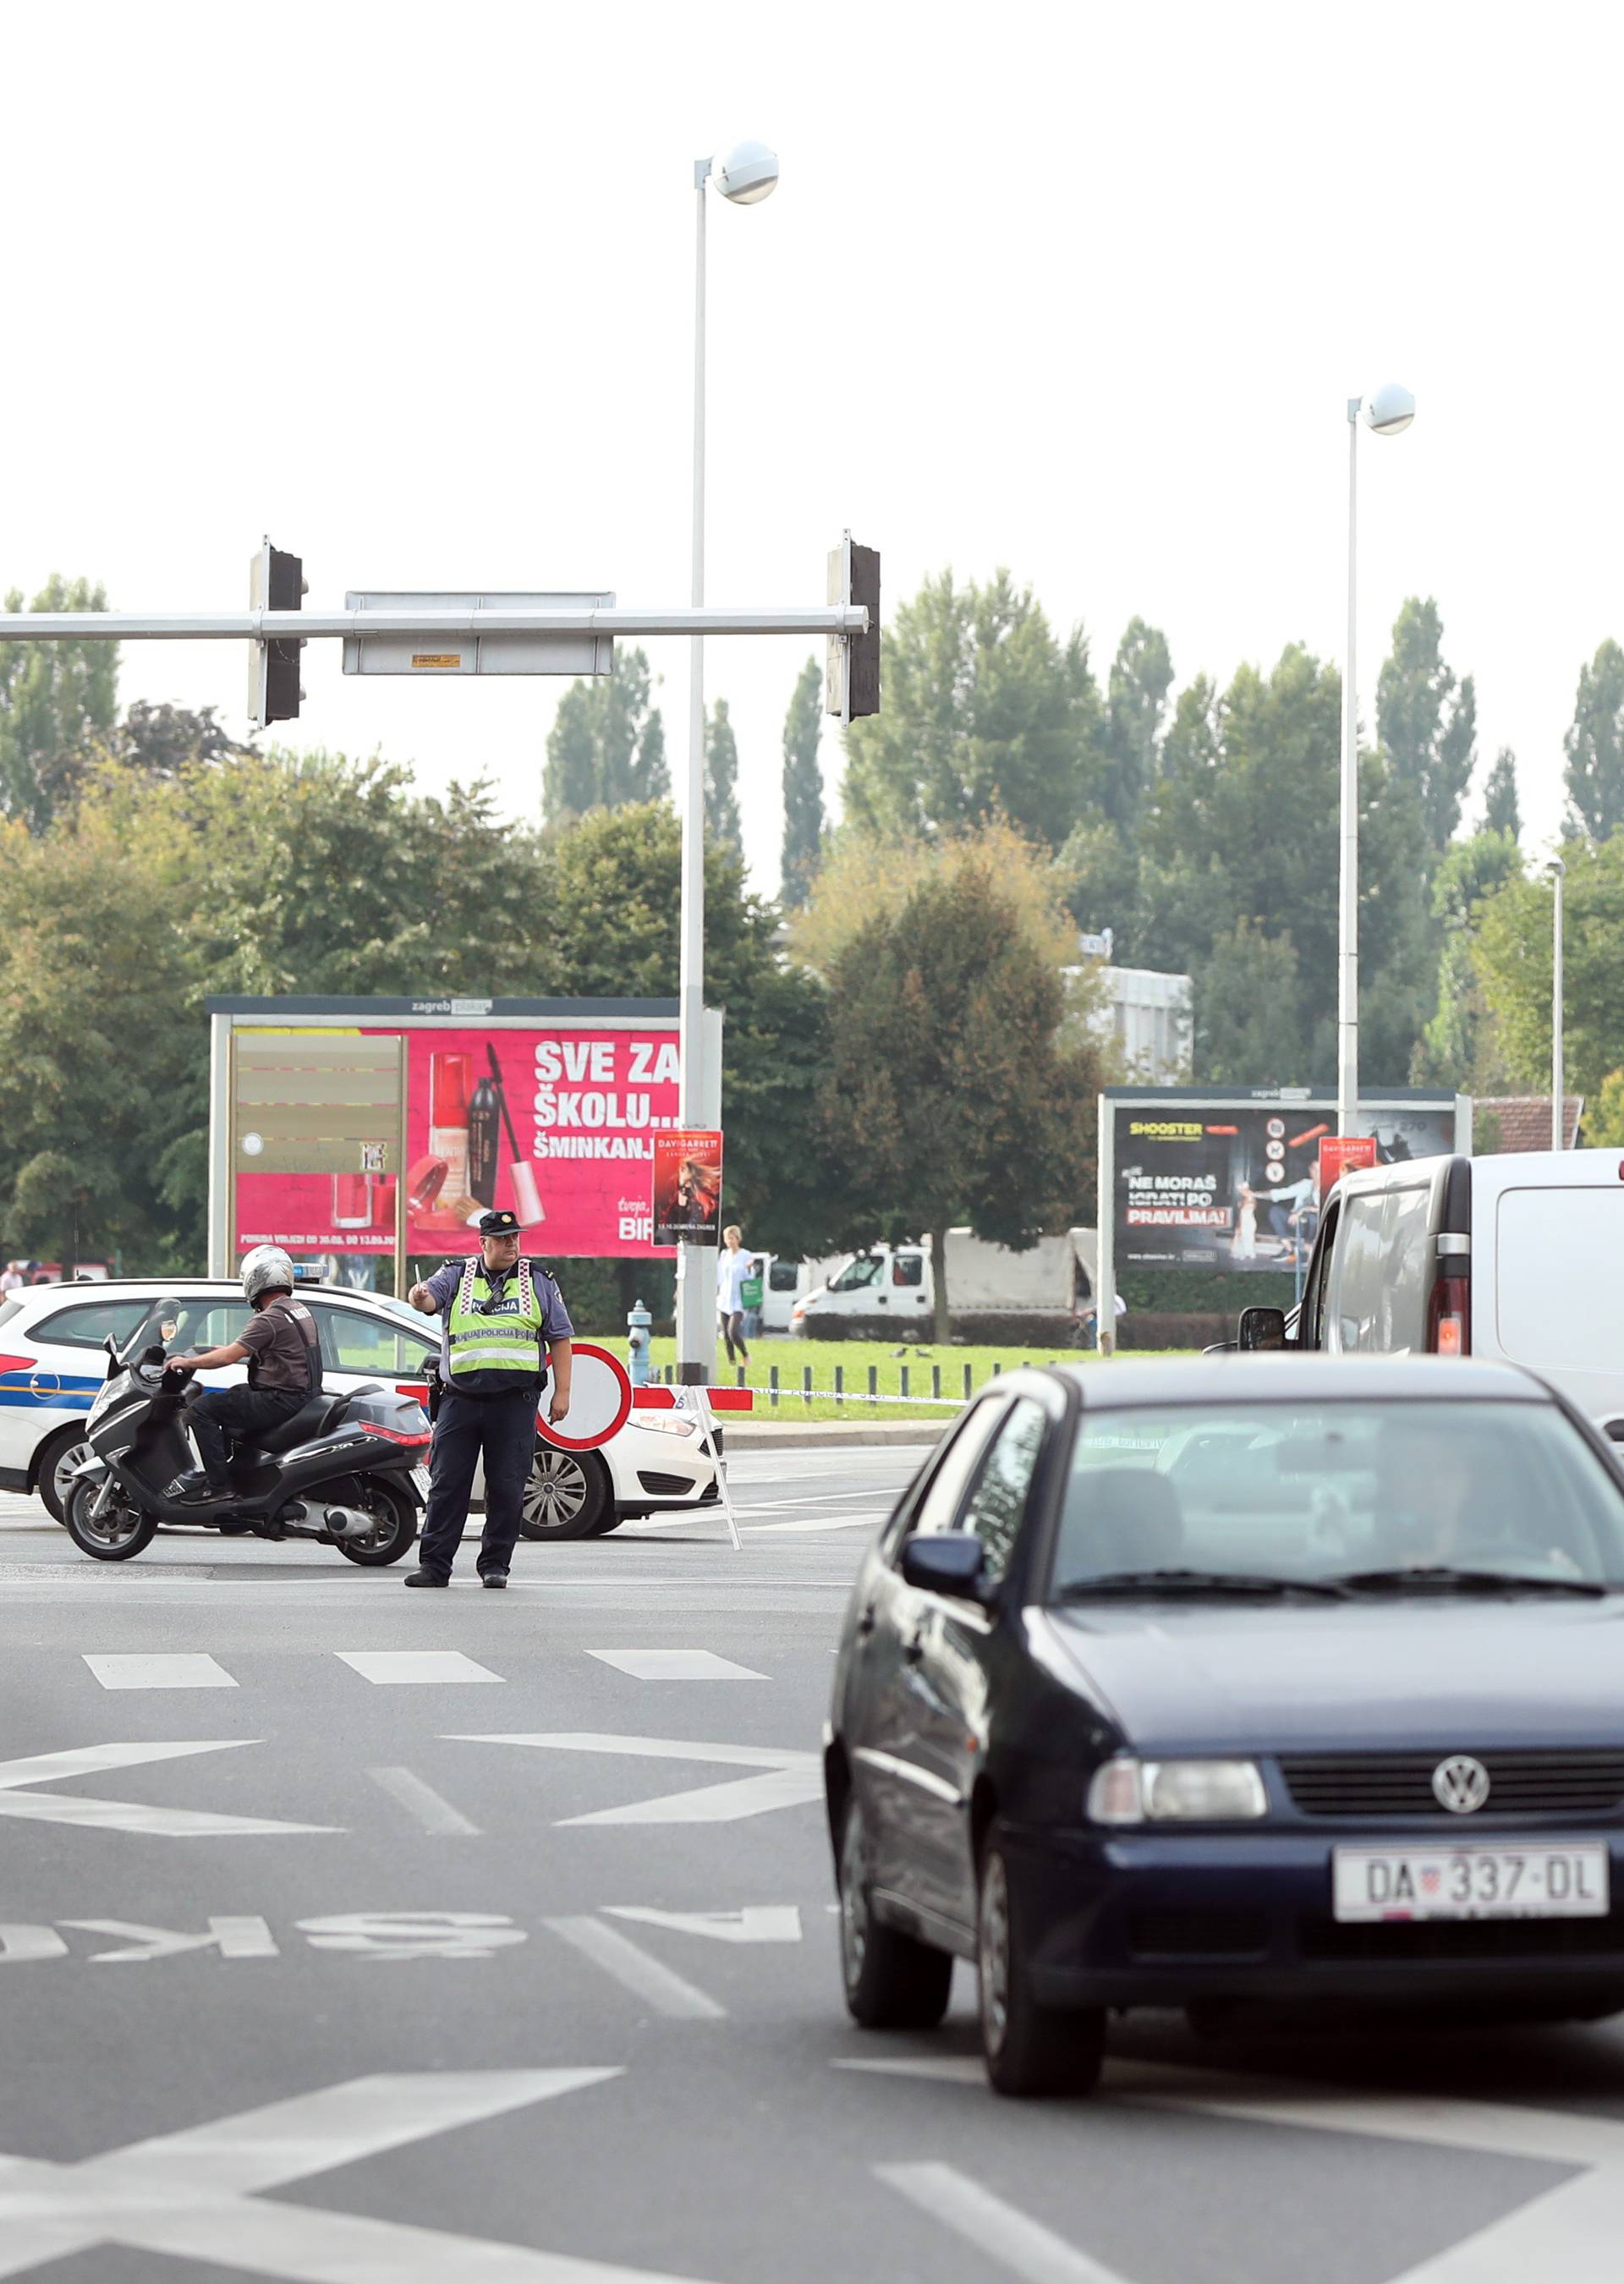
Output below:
[627,1298,652,1386]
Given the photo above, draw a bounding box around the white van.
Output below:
[790,1229,1099,1337]
[1258,1150,1624,1419]
[755,1255,842,1336]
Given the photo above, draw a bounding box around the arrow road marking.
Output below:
[449,1732,822,1826]
[0,2067,720,2282]
[546,1918,727,2019]
[0,1742,336,1837]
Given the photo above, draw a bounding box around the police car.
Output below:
[0,1278,718,1539]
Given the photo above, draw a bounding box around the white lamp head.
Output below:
[1364,382,1415,436]
[712,140,779,205]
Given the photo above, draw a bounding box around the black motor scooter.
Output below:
[63,1328,430,1565]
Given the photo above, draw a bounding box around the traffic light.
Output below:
[826,535,880,720]
[248,541,305,726]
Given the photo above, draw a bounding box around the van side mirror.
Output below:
[1605,1419,1624,1446]
[1238,1306,1288,1351]
[902,1532,993,1603]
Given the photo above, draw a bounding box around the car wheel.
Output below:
[978,1837,1105,2098]
[64,1478,158,1562]
[838,1793,953,2029]
[39,1427,96,1525]
[518,1444,612,1540]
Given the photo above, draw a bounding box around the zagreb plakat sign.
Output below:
[1106,1088,1467,1274]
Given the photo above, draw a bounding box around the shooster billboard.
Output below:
[1099,1085,1471,1277]
[207,997,722,1277]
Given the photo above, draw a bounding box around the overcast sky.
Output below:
[2,1,1616,898]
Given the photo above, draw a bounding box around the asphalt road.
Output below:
[5,1447,1624,2282]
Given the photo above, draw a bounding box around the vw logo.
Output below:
[1433,1754,1491,1814]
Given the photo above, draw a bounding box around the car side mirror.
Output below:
[902,1532,992,1602]
[1238,1306,1288,1352]
[1605,1419,1624,1446]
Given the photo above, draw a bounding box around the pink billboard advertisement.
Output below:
[405,1027,680,1257]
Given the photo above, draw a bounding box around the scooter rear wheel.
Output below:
[332,1480,418,1567]
[65,1479,159,1562]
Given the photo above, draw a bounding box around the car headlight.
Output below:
[634,1413,699,1438]
[1086,1757,1268,1825]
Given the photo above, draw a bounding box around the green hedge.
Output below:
[1121,1267,1298,1315]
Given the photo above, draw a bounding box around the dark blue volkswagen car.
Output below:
[826,1356,1624,2095]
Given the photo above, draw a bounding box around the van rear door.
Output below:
[1480,1153,1624,1416]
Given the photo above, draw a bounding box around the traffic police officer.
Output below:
[403,1208,573,1588]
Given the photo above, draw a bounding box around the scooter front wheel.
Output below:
[65,1478,159,1562]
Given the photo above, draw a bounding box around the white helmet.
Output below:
[240,1244,297,1306]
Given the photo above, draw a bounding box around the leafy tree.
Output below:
[542,646,667,825]
[780,656,825,907]
[1564,639,1624,842]
[842,568,1106,848]
[544,802,844,1259]
[0,575,118,830]
[1482,747,1520,840]
[1472,835,1624,1097]
[1101,618,1173,830]
[0,782,201,1270]
[1052,814,1141,961]
[705,696,742,861]
[1195,920,1302,1084]
[1585,1068,1624,1148]
[1413,829,1522,1088]
[1375,597,1477,852]
[812,833,1100,1337]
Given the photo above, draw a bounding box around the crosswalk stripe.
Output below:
[584,1650,767,1681]
[82,1655,237,1691]
[335,1651,502,1686]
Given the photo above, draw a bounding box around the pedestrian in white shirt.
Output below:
[716,1225,754,1367]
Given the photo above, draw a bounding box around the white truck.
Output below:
[788,1228,1100,1341]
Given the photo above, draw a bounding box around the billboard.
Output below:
[211,997,721,1275]
[1101,1087,1468,1276]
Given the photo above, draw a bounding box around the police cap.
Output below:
[478,1208,522,1237]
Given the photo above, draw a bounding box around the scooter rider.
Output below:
[403,1208,573,1589]
[165,1247,321,1500]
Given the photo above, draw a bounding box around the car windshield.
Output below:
[1051,1400,1624,1596]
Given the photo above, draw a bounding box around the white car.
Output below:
[0,1277,717,1540]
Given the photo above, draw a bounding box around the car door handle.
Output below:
[856,1606,876,1639]
[903,1633,924,1665]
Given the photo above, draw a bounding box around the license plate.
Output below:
[410,1466,431,1499]
[1333,1842,1610,1922]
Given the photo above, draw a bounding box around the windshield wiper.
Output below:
[1056,1568,1349,1601]
[1334,1564,1610,1599]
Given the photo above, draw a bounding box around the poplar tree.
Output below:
[780,656,825,906]
[705,696,743,861]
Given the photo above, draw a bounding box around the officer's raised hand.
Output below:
[409,1280,438,1313]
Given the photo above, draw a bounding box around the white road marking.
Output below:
[848,2056,1624,2281]
[0,1741,335,1838]
[876,2162,1130,2284]
[452,1732,822,1826]
[603,1905,803,1944]
[585,1649,766,1681]
[0,2067,719,2281]
[63,1918,278,1963]
[0,1925,69,1963]
[82,1654,237,1690]
[337,1650,502,1685]
[546,1917,727,2019]
[368,1765,481,1836]
[297,1912,526,1960]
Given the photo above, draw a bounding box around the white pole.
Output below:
[1096,1091,1116,1359]
[1550,859,1566,1150]
[1337,399,1360,1139]
[675,163,711,1386]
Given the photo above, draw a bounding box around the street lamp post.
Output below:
[676,140,779,1386]
[1337,382,1415,1139]
[1545,856,1566,1150]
